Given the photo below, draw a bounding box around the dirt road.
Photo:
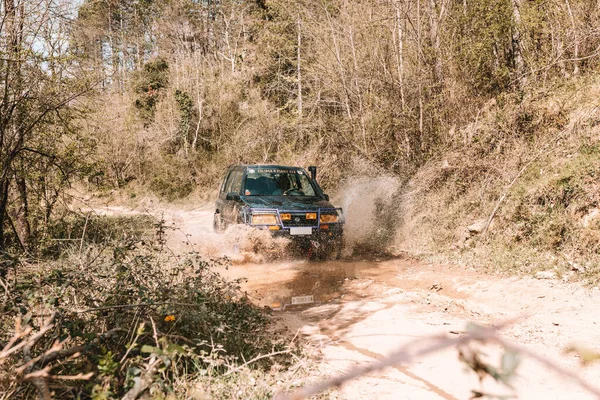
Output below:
[106,202,600,399]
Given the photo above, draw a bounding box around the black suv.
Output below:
[214,165,344,258]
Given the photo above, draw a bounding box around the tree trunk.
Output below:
[394,1,405,109]
[297,14,303,122]
[417,0,424,151]
[564,0,579,76]
[555,25,568,78]
[14,172,31,249]
[429,0,444,86]
[107,4,120,90]
[0,178,10,272]
[0,0,19,254]
[511,0,527,86]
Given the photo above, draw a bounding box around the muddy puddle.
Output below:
[152,204,442,311]
[218,258,414,310]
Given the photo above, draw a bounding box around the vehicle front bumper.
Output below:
[242,207,344,241]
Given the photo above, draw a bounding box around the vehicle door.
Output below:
[215,168,233,221]
[221,168,244,226]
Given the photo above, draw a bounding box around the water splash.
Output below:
[333,175,402,256]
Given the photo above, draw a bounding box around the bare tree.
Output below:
[0,0,93,261]
[564,0,579,75]
[297,13,303,123]
[511,0,526,85]
[428,0,447,86]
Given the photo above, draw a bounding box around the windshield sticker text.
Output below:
[256,169,297,174]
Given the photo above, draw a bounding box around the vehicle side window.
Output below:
[224,171,236,194]
[221,171,232,193]
[230,170,243,194]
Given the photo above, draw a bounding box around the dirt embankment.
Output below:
[394,81,600,281]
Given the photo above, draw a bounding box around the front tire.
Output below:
[311,238,343,261]
[325,239,343,261]
[213,212,224,233]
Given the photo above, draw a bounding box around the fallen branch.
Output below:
[22,366,52,400]
[74,301,205,314]
[0,319,32,362]
[121,357,162,400]
[0,276,9,307]
[482,128,571,236]
[224,349,292,376]
[16,327,127,374]
[481,161,531,236]
[0,313,56,363]
[48,372,94,381]
[21,313,59,400]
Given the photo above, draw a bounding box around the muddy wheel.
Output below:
[213,213,224,233]
[326,240,343,261]
[311,240,342,261]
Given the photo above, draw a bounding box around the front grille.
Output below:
[281,213,317,227]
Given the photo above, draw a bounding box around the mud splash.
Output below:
[162,173,406,261]
[222,224,291,263]
[164,204,291,263]
[333,175,402,255]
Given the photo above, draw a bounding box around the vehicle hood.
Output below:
[241,196,336,210]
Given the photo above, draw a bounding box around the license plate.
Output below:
[290,227,312,235]
[291,295,314,305]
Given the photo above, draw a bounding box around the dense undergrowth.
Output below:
[394,78,600,283]
[0,216,305,399]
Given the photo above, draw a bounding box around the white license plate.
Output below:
[291,295,314,305]
[290,227,312,235]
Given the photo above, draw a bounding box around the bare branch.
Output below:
[0,313,55,362]
[74,301,206,314]
[224,349,292,376]
[121,357,162,400]
[274,321,600,400]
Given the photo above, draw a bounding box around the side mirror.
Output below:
[323,193,330,201]
[226,192,240,201]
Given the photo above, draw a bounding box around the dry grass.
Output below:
[392,76,600,282]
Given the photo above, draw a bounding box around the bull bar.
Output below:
[242,207,345,230]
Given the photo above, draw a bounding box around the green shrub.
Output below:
[0,223,293,399]
[133,58,170,124]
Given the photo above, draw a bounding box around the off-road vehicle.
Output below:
[214,165,344,259]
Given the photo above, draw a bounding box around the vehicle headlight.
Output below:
[320,214,338,223]
[252,214,278,225]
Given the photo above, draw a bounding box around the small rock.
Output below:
[467,219,487,235]
[535,271,557,280]
[582,208,600,228]
[569,261,586,273]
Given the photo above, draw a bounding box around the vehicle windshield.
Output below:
[244,168,317,196]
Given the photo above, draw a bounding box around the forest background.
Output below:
[3,0,600,279]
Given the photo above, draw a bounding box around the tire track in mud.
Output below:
[338,340,459,400]
[314,299,460,400]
